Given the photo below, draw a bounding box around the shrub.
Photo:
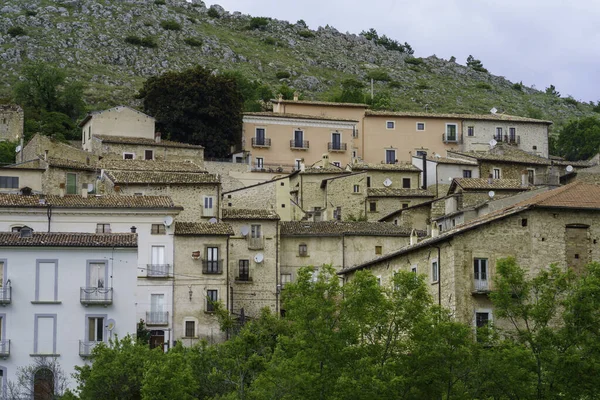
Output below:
[388,81,402,89]
[24,10,37,16]
[154,0,166,4]
[249,17,269,30]
[404,56,424,66]
[366,69,390,82]
[188,17,196,24]
[263,37,276,45]
[564,96,578,106]
[184,37,203,47]
[296,19,308,28]
[475,82,492,90]
[275,71,291,80]
[207,6,220,18]
[415,80,431,90]
[7,27,26,37]
[160,20,182,31]
[143,21,153,27]
[512,81,524,91]
[298,30,315,38]
[593,102,600,113]
[125,35,157,48]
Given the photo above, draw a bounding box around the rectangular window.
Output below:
[495,127,503,141]
[411,265,417,273]
[352,150,357,158]
[366,176,371,188]
[206,247,219,273]
[238,260,250,281]
[256,157,264,169]
[123,153,134,160]
[474,258,488,291]
[331,132,342,150]
[203,196,215,217]
[416,150,427,157]
[66,173,78,195]
[402,178,411,188]
[298,244,308,257]
[88,262,106,289]
[509,127,516,142]
[294,159,302,170]
[36,260,58,302]
[416,122,425,131]
[151,245,165,266]
[96,223,111,233]
[527,169,535,185]
[375,246,382,255]
[432,260,439,282]
[145,150,154,160]
[185,321,195,337]
[34,315,57,355]
[293,130,304,148]
[476,312,490,328]
[333,206,342,221]
[251,224,261,239]
[493,168,501,179]
[255,128,266,146]
[0,177,19,189]
[281,273,292,286]
[467,126,474,136]
[88,126,91,140]
[385,149,396,164]
[206,290,218,312]
[87,317,104,342]
[445,124,457,141]
[386,121,395,129]
[463,170,472,178]
[402,203,409,208]
[369,201,377,212]
[353,184,360,193]
[151,224,166,235]
[149,294,165,324]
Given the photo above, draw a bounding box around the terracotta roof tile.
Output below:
[352,162,421,172]
[98,159,205,172]
[365,110,552,124]
[105,171,219,185]
[95,135,204,149]
[275,99,368,108]
[367,188,435,197]
[425,156,478,166]
[0,232,137,247]
[281,221,425,237]
[222,208,280,220]
[520,181,600,209]
[46,157,96,171]
[174,221,233,236]
[451,178,526,190]
[448,146,552,165]
[0,194,177,209]
[244,112,359,122]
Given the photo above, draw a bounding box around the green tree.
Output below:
[466,55,488,73]
[141,344,196,400]
[0,141,16,165]
[545,84,560,97]
[138,66,243,158]
[333,78,365,104]
[556,116,600,160]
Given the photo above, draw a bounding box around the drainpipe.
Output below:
[275,221,280,315]
[421,152,428,190]
[436,162,440,198]
[342,233,346,270]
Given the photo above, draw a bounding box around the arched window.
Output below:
[33,368,54,400]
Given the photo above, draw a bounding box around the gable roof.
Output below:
[422,156,478,166]
[79,106,153,127]
[351,162,421,172]
[0,232,137,247]
[104,171,219,185]
[45,157,97,171]
[365,110,552,124]
[244,112,358,123]
[367,188,435,198]
[320,172,366,188]
[98,159,205,173]
[378,198,441,221]
[280,221,424,237]
[0,194,178,209]
[274,99,368,108]
[448,178,526,192]
[222,208,280,220]
[94,135,204,149]
[174,221,233,236]
[448,146,553,166]
[223,175,289,195]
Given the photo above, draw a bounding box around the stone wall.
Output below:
[365,170,421,189]
[367,196,431,222]
[0,105,23,143]
[325,173,366,221]
[91,139,204,165]
[478,161,547,181]
[395,205,431,232]
[19,134,92,164]
[204,161,248,192]
[224,178,291,221]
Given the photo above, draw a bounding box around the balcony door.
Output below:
[87,317,104,342]
[151,246,165,266]
[332,132,341,150]
[385,149,396,164]
[150,294,165,324]
[294,130,304,148]
[256,128,265,146]
[446,124,457,141]
[474,258,488,291]
[207,247,219,272]
[89,262,106,289]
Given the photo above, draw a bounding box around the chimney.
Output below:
[86,157,90,166]
[59,183,65,198]
[44,150,48,161]
[155,131,161,143]
[488,173,493,185]
[421,152,428,190]
[521,170,529,187]
[81,183,88,198]
[130,226,137,233]
[431,223,440,238]
[410,229,418,245]
[293,91,299,101]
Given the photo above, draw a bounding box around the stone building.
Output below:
[446,178,530,211]
[0,105,24,143]
[339,182,600,331]
[223,176,291,221]
[366,188,435,222]
[411,155,480,197]
[173,221,233,345]
[0,165,43,193]
[222,208,280,318]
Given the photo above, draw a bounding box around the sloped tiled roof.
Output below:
[518,181,600,209]
[352,162,421,172]
[0,194,177,209]
[378,198,441,221]
[4,160,44,170]
[94,135,204,149]
[174,221,233,236]
[450,178,526,191]
[244,112,358,122]
[105,171,219,185]
[301,162,348,174]
[281,221,425,237]
[45,157,96,171]
[274,99,368,108]
[98,159,205,173]
[365,110,553,124]
[367,188,435,198]
[222,208,280,220]
[425,156,478,166]
[448,147,553,166]
[0,232,137,247]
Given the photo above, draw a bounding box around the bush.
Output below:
[249,17,269,30]
[125,35,157,48]
[207,6,220,18]
[415,80,431,90]
[160,20,182,31]
[188,17,196,24]
[475,82,492,90]
[275,71,291,80]
[512,81,524,91]
[404,56,424,66]
[143,21,153,27]
[366,69,390,82]
[184,37,203,47]
[298,30,315,38]
[564,97,578,106]
[154,0,166,4]
[388,81,402,89]
[263,37,276,45]
[24,10,37,16]
[7,27,27,37]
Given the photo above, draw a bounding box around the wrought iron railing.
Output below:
[251,137,271,147]
[146,311,169,326]
[290,140,309,149]
[79,340,100,357]
[473,279,490,293]
[328,142,347,151]
[80,287,113,305]
[202,260,223,274]
[248,237,264,250]
[0,340,10,357]
[147,264,172,278]
[0,286,11,304]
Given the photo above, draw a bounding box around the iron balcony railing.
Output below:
[80,287,113,305]
[251,137,271,147]
[248,237,264,250]
[493,134,520,145]
[0,286,11,305]
[147,264,172,278]
[0,340,10,357]
[472,279,490,293]
[79,340,101,357]
[235,273,253,283]
[442,133,458,143]
[202,260,223,274]
[290,140,309,149]
[146,311,169,326]
[328,142,347,152]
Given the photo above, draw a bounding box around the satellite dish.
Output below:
[566,165,574,173]
[435,154,441,158]
[106,319,116,331]
[490,107,498,114]
[254,253,264,263]
[163,216,174,227]
[87,183,94,193]
[208,217,218,224]
[15,145,21,153]
[241,225,250,236]
[489,139,497,148]
[488,190,495,198]
[383,178,392,187]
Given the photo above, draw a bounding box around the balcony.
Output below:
[328,142,347,152]
[80,287,113,306]
[472,279,490,294]
[248,237,264,250]
[235,273,253,283]
[79,340,101,357]
[251,137,271,148]
[0,286,11,305]
[146,311,169,326]
[290,140,309,150]
[442,133,458,143]
[0,340,10,358]
[147,264,172,278]
[493,134,520,145]
[202,260,223,274]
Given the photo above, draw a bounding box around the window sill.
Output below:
[297,254,309,258]
[204,311,216,315]
[30,353,60,357]
[431,281,439,285]
[182,336,199,340]
[31,301,62,304]
[352,192,361,195]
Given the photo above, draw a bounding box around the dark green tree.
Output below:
[0,141,16,165]
[138,66,243,158]
[556,116,600,160]
[466,55,488,73]
[333,78,365,104]
[545,84,560,97]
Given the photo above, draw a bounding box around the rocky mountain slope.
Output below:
[0,0,596,128]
